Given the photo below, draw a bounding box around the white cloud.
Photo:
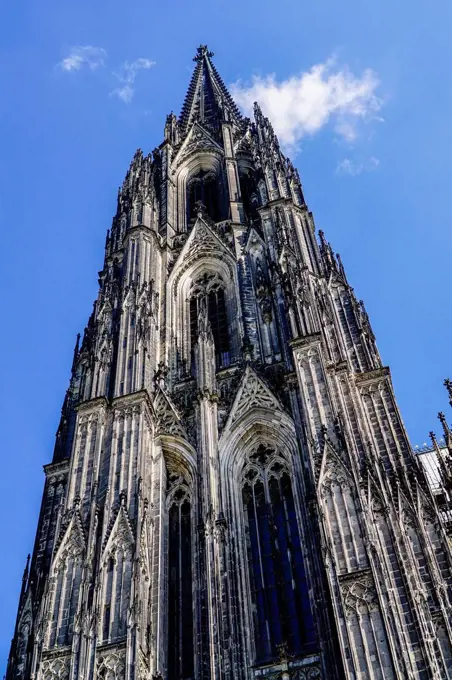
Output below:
[111,58,156,103]
[230,57,383,152]
[336,156,380,176]
[59,46,107,72]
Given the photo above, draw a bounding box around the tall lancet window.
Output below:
[242,445,316,663]
[167,477,194,680]
[189,274,230,370]
[187,170,222,223]
[239,169,260,224]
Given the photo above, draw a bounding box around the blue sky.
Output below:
[1,0,452,665]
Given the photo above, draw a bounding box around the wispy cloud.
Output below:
[59,46,107,72]
[111,58,156,103]
[230,57,383,152]
[336,156,380,176]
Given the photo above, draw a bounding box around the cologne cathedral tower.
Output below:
[7,46,452,680]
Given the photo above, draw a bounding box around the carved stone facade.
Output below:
[7,45,452,680]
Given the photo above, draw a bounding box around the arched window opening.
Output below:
[242,446,316,663]
[189,274,231,371]
[239,170,260,224]
[187,170,222,224]
[167,480,194,680]
[102,556,114,641]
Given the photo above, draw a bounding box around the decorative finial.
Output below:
[193,45,214,62]
[444,378,452,406]
[71,333,81,374]
[22,554,30,582]
[253,101,263,117]
[438,412,450,438]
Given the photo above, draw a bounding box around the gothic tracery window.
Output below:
[167,476,194,680]
[189,273,230,370]
[241,445,315,662]
[187,170,222,223]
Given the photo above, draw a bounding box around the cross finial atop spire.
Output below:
[179,45,241,134]
[193,45,214,62]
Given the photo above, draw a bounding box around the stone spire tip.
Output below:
[193,45,214,63]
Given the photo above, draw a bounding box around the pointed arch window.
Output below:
[242,446,316,663]
[189,274,231,370]
[167,478,194,680]
[239,169,260,224]
[187,170,222,223]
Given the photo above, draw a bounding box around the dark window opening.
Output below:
[168,497,194,680]
[189,285,231,370]
[103,604,111,641]
[242,460,316,664]
[190,297,198,352]
[239,171,260,223]
[208,288,230,368]
[187,170,222,223]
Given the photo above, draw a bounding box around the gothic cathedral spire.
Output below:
[7,47,452,680]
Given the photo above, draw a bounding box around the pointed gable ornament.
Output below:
[317,439,354,491]
[53,509,86,567]
[102,498,135,557]
[173,122,223,169]
[223,365,284,431]
[169,215,235,285]
[153,388,188,440]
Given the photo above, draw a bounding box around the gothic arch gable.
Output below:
[244,227,266,255]
[317,444,355,495]
[52,510,86,572]
[153,388,189,441]
[172,122,224,170]
[220,365,286,438]
[168,215,236,287]
[102,504,135,560]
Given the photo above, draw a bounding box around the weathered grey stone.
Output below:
[6,45,452,680]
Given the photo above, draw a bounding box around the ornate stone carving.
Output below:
[41,655,70,680]
[226,365,283,428]
[54,511,86,566]
[339,572,379,616]
[96,650,126,680]
[102,503,135,556]
[153,388,189,440]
